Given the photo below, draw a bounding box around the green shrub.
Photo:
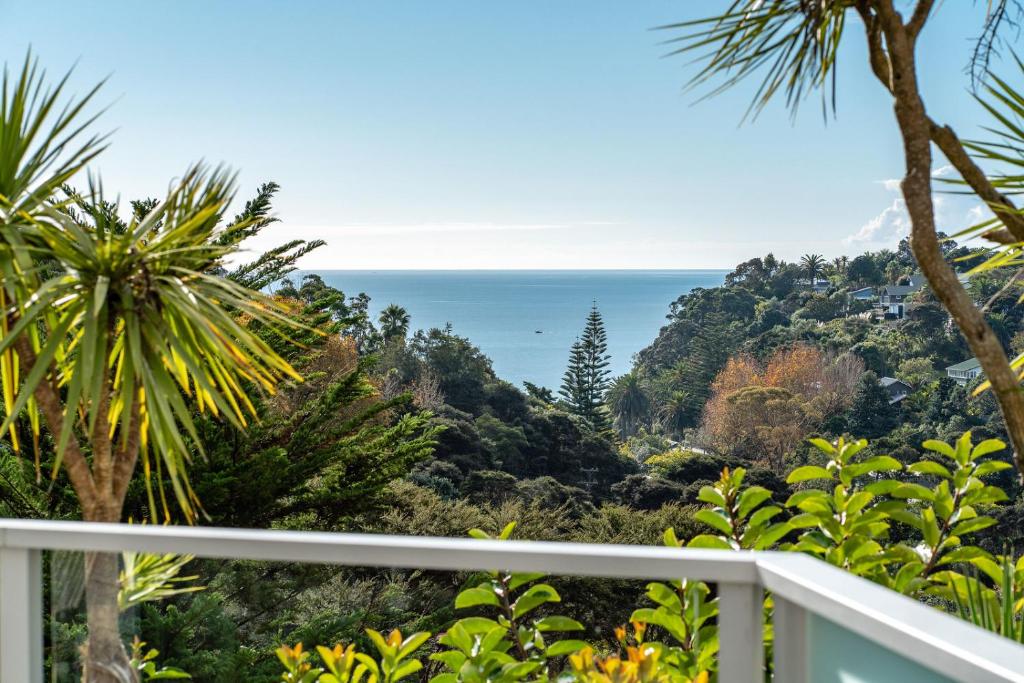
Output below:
[279,431,1022,681]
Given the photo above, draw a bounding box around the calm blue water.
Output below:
[302,270,728,390]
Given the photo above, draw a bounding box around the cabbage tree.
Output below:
[0,55,301,681]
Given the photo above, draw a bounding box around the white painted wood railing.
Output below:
[0,519,1022,682]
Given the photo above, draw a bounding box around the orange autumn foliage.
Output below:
[701,344,863,470]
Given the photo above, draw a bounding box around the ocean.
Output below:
[301,270,728,390]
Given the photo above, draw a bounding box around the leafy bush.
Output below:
[278,431,1022,681]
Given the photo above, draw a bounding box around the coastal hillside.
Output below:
[96,227,1024,677]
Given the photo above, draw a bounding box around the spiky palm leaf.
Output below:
[661,1,850,119]
[959,54,1024,264]
[0,54,108,460]
[1,167,303,520]
[937,553,1024,642]
[0,57,304,520]
[119,550,202,612]
[951,56,1024,393]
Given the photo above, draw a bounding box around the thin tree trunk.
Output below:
[12,335,137,681]
[83,547,133,683]
[874,1,1024,476]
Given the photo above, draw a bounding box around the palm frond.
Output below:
[660,0,849,120]
[4,165,304,521]
[0,52,107,470]
[119,550,203,611]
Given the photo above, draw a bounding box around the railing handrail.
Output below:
[1,519,1023,682]
[0,519,757,582]
[758,551,1024,682]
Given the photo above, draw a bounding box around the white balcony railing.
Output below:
[1,519,1023,682]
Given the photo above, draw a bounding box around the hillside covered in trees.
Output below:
[67,234,1023,679]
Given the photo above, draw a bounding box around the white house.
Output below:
[946,357,983,386]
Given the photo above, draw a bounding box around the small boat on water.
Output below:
[535,330,543,334]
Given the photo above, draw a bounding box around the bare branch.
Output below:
[907,0,936,39]
[873,0,1024,478]
[928,119,1024,242]
[856,2,893,90]
[981,226,1019,244]
[969,0,1023,90]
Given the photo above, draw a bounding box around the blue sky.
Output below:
[0,1,1003,269]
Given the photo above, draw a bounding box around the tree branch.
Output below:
[856,2,893,92]
[13,335,100,510]
[907,0,936,39]
[872,0,1024,479]
[927,118,1024,243]
[112,396,142,507]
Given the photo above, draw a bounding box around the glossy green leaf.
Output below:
[786,466,833,483]
[694,509,733,535]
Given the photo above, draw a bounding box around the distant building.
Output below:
[879,377,912,404]
[946,357,983,386]
[849,287,876,301]
[797,278,831,293]
[879,275,924,319]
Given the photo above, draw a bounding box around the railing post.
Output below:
[0,546,44,683]
[0,544,43,683]
[718,580,763,683]
[772,596,807,683]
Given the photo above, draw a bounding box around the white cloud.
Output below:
[847,166,974,248]
[844,196,911,246]
[966,203,991,225]
[875,166,954,193]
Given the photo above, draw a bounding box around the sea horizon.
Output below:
[293,269,729,389]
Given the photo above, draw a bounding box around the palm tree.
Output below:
[655,391,690,440]
[379,303,411,342]
[0,57,300,680]
[800,253,826,286]
[607,372,651,437]
[832,255,849,276]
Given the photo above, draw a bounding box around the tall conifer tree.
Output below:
[560,304,612,431]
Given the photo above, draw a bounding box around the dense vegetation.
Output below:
[271,431,1022,682]
[8,171,1019,678]
[9,3,1024,672]
[52,239,1020,681]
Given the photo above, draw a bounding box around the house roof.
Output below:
[880,376,912,403]
[882,285,917,296]
[946,357,981,372]
[850,287,875,296]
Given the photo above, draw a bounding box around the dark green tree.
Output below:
[559,305,612,431]
[409,327,496,414]
[800,253,826,285]
[846,371,899,439]
[379,304,411,342]
[523,382,555,404]
[607,372,651,437]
